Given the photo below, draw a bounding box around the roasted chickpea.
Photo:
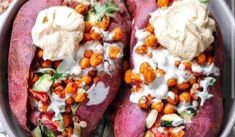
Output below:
[37,49,43,58]
[189,78,197,85]
[167,78,177,87]
[83,33,92,41]
[40,103,48,112]
[65,82,78,94]
[145,23,154,34]
[156,69,166,75]
[52,80,62,88]
[74,92,87,103]
[81,75,93,85]
[207,56,214,65]
[135,45,148,55]
[157,0,169,7]
[140,62,151,74]
[41,60,52,68]
[124,70,133,84]
[169,128,185,137]
[85,21,92,32]
[84,50,94,58]
[181,61,192,70]
[112,27,123,41]
[196,52,207,65]
[175,60,181,67]
[179,92,191,103]
[90,30,102,40]
[79,57,90,69]
[190,83,200,100]
[163,103,175,114]
[98,16,110,30]
[75,4,88,15]
[90,53,103,67]
[108,46,121,59]
[138,96,150,109]
[140,62,156,83]
[131,73,141,83]
[144,34,157,48]
[151,101,164,112]
[178,82,190,90]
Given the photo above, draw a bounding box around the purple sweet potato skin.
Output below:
[8,0,63,132]
[114,0,224,137]
[8,0,131,136]
[72,0,131,136]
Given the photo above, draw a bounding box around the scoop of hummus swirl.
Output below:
[150,0,215,60]
[32,6,85,61]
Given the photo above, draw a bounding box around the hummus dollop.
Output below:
[149,0,215,60]
[32,6,85,61]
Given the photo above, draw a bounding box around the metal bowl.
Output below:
[0,0,234,137]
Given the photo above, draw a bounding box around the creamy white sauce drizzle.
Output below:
[86,81,110,106]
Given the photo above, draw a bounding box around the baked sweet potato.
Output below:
[8,0,131,136]
[114,0,224,137]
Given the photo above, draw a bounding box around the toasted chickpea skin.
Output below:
[189,78,197,85]
[179,92,191,103]
[75,4,88,15]
[196,52,207,65]
[83,33,92,41]
[207,56,214,65]
[124,70,133,84]
[156,69,166,75]
[90,30,102,40]
[88,69,97,78]
[138,96,150,109]
[65,82,78,94]
[175,60,181,67]
[109,46,121,59]
[135,45,148,55]
[181,61,192,70]
[144,35,157,48]
[163,103,175,114]
[140,62,151,74]
[112,27,123,41]
[84,50,94,58]
[140,62,156,83]
[80,57,90,69]
[167,78,177,87]
[37,49,43,58]
[190,83,200,99]
[40,103,48,112]
[41,60,52,68]
[85,22,92,32]
[98,16,110,30]
[157,0,169,7]
[131,73,141,83]
[178,82,190,90]
[146,23,154,34]
[81,75,93,85]
[151,101,164,112]
[90,53,104,67]
[74,92,87,103]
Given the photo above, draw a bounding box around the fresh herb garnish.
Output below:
[71,103,79,115]
[52,72,67,81]
[38,121,56,137]
[199,0,208,4]
[88,0,119,22]
[209,78,216,86]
